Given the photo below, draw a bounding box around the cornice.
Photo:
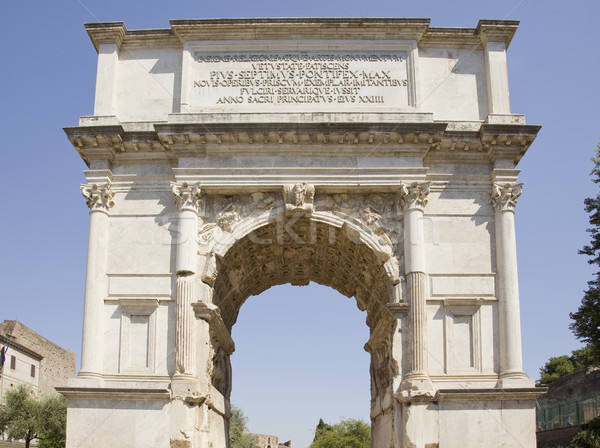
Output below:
[65,120,540,167]
[0,334,43,361]
[481,124,541,164]
[56,387,171,400]
[84,18,519,52]
[476,19,520,46]
[436,387,546,401]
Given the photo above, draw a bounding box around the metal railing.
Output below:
[537,392,600,431]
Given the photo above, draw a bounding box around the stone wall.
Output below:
[0,320,76,395]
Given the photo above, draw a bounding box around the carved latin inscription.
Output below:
[193,52,409,111]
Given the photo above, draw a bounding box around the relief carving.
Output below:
[81,183,115,211]
[209,192,278,234]
[283,183,315,216]
[171,182,203,213]
[490,183,523,212]
[369,336,398,398]
[316,193,402,256]
[210,343,232,397]
[398,181,430,212]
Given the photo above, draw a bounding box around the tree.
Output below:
[0,385,41,448]
[38,394,67,448]
[538,346,597,384]
[310,418,370,448]
[571,143,600,364]
[0,385,67,448]
[229,405,260,448]
[572,416,600,447]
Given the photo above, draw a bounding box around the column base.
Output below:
[498,371,535,388]
[400,371,434,395]
[171,377,207,404]
[76,370,104,380]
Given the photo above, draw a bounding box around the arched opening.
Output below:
[231,283,371,447]
[209,216,398,447]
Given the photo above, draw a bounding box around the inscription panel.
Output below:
[192,52,410,111]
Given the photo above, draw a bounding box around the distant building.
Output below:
[0,320,76,398]
[536,367,600,447]
[254,433,291,448]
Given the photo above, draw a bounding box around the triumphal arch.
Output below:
[58,18,543,447]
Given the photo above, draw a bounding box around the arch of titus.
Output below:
[58,18,543,447]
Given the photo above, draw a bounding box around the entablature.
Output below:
[65,118,540,167]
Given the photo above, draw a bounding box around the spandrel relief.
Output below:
[316,193,403,256]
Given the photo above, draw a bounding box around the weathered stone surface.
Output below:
[61,17,544,448]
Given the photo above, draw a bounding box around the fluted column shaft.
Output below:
[171,182,202,378]
[400,182,432,389]
[492,183,526,381]
[406,271,427,376]
[79,183,114,377]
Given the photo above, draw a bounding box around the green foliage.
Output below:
[229,405,260,448]
[310,418,370,448]
[571,143,600,365]
[539,346,597,384]
[572,416,600,447]
[0,385,67,448]
[38,394,67,447]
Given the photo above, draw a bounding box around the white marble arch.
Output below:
[196,205,403,447]
[58,17,544,448]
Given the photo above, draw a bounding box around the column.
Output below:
[399,182,433,391]
[79,182,114,377]
[171,182,202,378]
[491,183,527,384]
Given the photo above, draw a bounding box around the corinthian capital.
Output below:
[81,183,115,211]
[171,182,203,212]
[490,183,523,212]
[399,182,430,212]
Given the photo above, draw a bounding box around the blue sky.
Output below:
[1,1,599,447]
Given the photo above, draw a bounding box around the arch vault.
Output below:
[58,18,543,448]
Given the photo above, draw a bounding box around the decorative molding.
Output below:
[399,181,430,212]
[443,303,482,375]
[171,182,203,213]
[490,182,523,212]
[65,122,541,168]
[193,302,235,355]
[283,183,315,216]
[436,387,546,402]
[81,183,115,211]
[118,299,159,374]
[56,387,170,401]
